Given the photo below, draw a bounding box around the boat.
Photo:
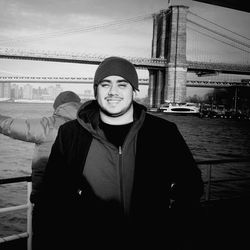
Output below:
[159,102,201,115]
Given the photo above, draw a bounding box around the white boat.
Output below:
[159,102,201,115]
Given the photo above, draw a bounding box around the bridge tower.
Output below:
[148,3,188,107]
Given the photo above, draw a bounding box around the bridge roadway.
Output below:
[0,48,250,75]
[0,76,149,85]
[1,76,250,88]
[0,49,165,69]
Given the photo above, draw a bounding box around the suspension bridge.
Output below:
[0,48,249,74]
[0,1,249,108]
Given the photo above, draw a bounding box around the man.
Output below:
[0,90,81,203]
[37,57,204,249]
[0,91,81,248]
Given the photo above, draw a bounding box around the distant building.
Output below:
[11,84,20,99]
[23,84,33,99]
[0,82,11,98]
[0,83,4,98]
[83,89,94,99]
[55,84,63,99]
[46,84,63,100]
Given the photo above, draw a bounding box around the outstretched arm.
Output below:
[0,114,54,144]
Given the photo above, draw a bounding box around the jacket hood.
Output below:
[77,100,147,139]
[54,102,81,120]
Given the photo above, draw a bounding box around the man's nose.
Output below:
[108,84,118,94]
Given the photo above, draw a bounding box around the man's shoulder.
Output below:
[59,119,90,136]
[60,119,78,129]
[144,112,177,129]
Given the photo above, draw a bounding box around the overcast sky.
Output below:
[0,0,249,97]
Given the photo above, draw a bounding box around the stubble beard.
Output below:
[99,100,133,118]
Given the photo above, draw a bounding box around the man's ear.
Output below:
[133,91,137,99]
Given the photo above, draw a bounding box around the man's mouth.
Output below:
[106,98,122,103]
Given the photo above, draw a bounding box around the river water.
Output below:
[0,102,250,237]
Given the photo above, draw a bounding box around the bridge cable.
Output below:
[187,19,250,50]
[0,14,153,45]
[189,11,250,42]
[187,25,250,54]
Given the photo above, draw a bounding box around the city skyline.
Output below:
[0,81,151,101]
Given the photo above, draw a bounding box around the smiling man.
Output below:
[36,56,204,250]
[97,75,134,121]
[94,56,139,124]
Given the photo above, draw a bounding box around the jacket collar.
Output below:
[77,100,147,138]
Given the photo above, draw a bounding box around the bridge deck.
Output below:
[0,49,249,74]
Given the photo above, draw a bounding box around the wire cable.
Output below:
[187,25,250,54]
[189,11,250,42]
[0,14,153,45]
[187,18,250,49]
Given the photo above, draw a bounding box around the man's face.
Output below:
[96,75,134,117]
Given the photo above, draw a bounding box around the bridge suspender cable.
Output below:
[188,25,250,54]
[187,19,250,50]
[189,11,250,42]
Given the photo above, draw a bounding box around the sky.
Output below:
[0,0,249,98]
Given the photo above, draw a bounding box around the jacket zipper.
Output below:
[118,146,125,214]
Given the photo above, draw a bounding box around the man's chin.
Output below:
[106,110,125,117]
[101,107,125,117]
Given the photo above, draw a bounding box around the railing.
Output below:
[197,157,250,202]
[0,158,250,249]
[0,176,32,250]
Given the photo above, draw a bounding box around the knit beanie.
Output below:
[93,56,139,95]
[53,91,81,110]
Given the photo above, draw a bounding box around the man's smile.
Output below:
[106,97,123,103]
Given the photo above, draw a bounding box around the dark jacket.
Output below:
[36,100,204,249]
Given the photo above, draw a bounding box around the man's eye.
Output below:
[100,83,110,87]
[118,83,128,88]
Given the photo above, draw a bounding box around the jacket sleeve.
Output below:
[166,123,205,249]
[0,114,54,144]
[169,122,204,206]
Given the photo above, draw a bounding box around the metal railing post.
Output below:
[27,182,33,250]
[0,176,32,250]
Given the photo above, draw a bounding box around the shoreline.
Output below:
[0,99,53,104]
